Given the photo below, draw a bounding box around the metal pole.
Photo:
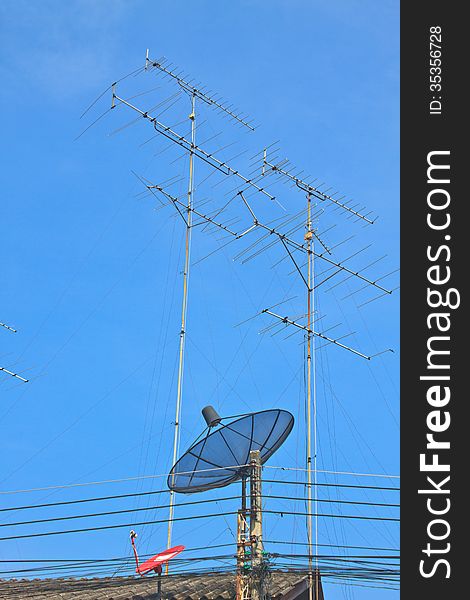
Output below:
[312,209,319,600]
[156,565,162,600]
[249,450,264,600]
[167,93,196,565]
[305,193,318,600]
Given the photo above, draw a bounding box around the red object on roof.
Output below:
[137,545,185,575]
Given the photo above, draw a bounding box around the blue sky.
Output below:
[0,1,399,597]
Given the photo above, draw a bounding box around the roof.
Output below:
[0,570,324,599]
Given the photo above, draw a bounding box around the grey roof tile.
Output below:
[0,571,322,600]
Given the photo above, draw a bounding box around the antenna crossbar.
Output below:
[237,193,392,294]
[0,366,28,383]
[263,156,375,224]
[112,94,272,200]
[145,53,255,131]
[0,322,17,333]
[144,181,392,296]
[147,184,240,237]
[261,309,371,360]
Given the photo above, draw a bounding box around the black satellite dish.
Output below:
[168,407,294,493]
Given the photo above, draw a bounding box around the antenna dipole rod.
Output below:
[262,309,371,360]
[264,158,375,224]
[147,184,239,237]
[0,322,17,333]
[234,194,391,294]
[112,95,273,200]
[146,53,255,131]
[148,183,390,297]
[0,366,28,383]
[166,94,196,566]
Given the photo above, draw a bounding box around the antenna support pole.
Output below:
[305,193,318,600]
[236,452,266,600]
[167,92,196,566]
[249,450,266,600]
[236,474,250,600]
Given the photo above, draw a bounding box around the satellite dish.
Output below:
[137,544,185,575]
[168,408,294,493]
[130,532,184,599]
[130,530,184,574]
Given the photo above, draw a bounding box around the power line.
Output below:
[0,465,399,497]
[0,490,399,516]
[263,478,399,492]
[0,475,399,502]
[264,509,399,523]
[0,555,399,577]
[0,542,235,564]
[0,510,238,542]
[265,465,400,480]
[0,464,249,496]
[0,505,398,542]
[265,539,399,552]
[0,559,399,588]
[0,512,399,544]
[0,487,169,513]
[0,554,399,571]
[0,495,240,528]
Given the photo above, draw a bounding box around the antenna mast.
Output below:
[237,450,266,600]
[305,193,316,600]
[167,91,196,559]
[111,51,257,564]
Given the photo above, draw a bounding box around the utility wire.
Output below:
[0,490,399,516]
[0,510,239,542]
[0,474,399,497]
[0,495,240,528]
[0,505,398,542]
[265,465,400,480]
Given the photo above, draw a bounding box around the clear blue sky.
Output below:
[0,1,399,597]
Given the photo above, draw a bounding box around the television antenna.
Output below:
[85,50,398,597]
[109,50,263,561]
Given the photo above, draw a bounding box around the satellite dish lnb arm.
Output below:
[130,530,141,575]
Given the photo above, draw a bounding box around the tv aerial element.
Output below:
[130,530,184,600]
[0,365,29,383]
[262,150,376,224]
[144,178,390,361]
[0,322,17,333]
[111,92,274,201]
[1,321,29,383]
[145,51,256,131]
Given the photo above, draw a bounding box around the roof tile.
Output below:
[0,570,322,600]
